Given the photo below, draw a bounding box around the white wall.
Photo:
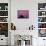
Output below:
[11,0,38,30]
[11,0,46,30]
[11,0,46,29]
[11,0,46,46]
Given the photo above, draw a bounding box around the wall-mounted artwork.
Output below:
[17,10,29,19]
[38,17,46,22]
[0,11,8,16]
[38,23,46,28]
[38,3,46,10]
[38,29,46,37]
[0,23,8,37]
[0,17,8,22]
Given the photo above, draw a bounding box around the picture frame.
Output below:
[17,10,29,19]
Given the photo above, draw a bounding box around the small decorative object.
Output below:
[11,23,16,30]
[5,6,8,10]
[17,10,29,19]
[29,25,35,30]
[42,12,45,15]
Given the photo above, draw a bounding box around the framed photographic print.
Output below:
[0,23,8,37]
[38,29,46,37]
[17,10,29,19]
